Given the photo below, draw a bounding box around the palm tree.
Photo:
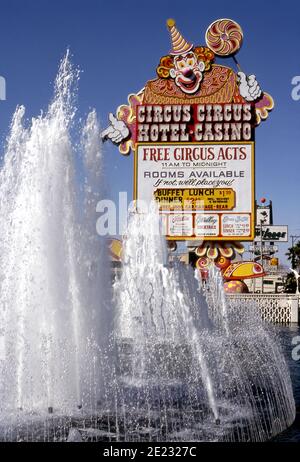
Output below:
[286,240,300,270]
[284,272,297,293]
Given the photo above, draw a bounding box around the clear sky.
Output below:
[0,0,299,264]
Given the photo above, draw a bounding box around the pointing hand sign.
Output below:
[237,72,261,102]
[101,113,130,144]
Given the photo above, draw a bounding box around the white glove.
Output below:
[237,72,262,102]
[101,113,130,145]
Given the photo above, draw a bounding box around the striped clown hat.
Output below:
[167,19,193,55]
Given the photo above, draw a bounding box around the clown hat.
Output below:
[167,18,193,55]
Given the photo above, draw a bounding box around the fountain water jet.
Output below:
[0,52,112,421]
[113,205,296,441]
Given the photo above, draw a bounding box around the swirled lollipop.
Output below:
[205,18,243,57]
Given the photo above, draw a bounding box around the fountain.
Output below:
[0,53,113,438]
[113,205,296,442]
[0,54,295,442]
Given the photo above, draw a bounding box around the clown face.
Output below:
[170,51,205,94]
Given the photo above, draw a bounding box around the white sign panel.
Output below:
[195,214,219,237]
[254,225,288,242]
[168,214,193,236]
[256,206,271,225]
[249,244,278,253]
[134,142,254,240]
[221,214,251,237]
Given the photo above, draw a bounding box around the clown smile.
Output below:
[176,72,201,93]
[178,74,197,89]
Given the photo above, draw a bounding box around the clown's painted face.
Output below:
[170,52,205,94]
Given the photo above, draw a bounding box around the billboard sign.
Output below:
[102,18,274,241]
[134,140,254,240]
[254,225,288,242]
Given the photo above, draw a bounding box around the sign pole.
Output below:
[292,235,295,270]
[260,220,264,293]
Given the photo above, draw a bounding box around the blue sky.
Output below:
[0,0,299,264]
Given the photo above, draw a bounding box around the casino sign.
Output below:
[102,18,274,243]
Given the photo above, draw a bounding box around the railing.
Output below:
[227,293,299,324]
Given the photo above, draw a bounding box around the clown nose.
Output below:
[183,68,193,78]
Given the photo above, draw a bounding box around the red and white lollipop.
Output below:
[205,18,243,58]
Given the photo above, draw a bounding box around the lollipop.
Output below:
[205,18,243,57]
[196,256,211,280]
[214,255,231,271]
[196,257,211,279]
[196,256,210,270]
